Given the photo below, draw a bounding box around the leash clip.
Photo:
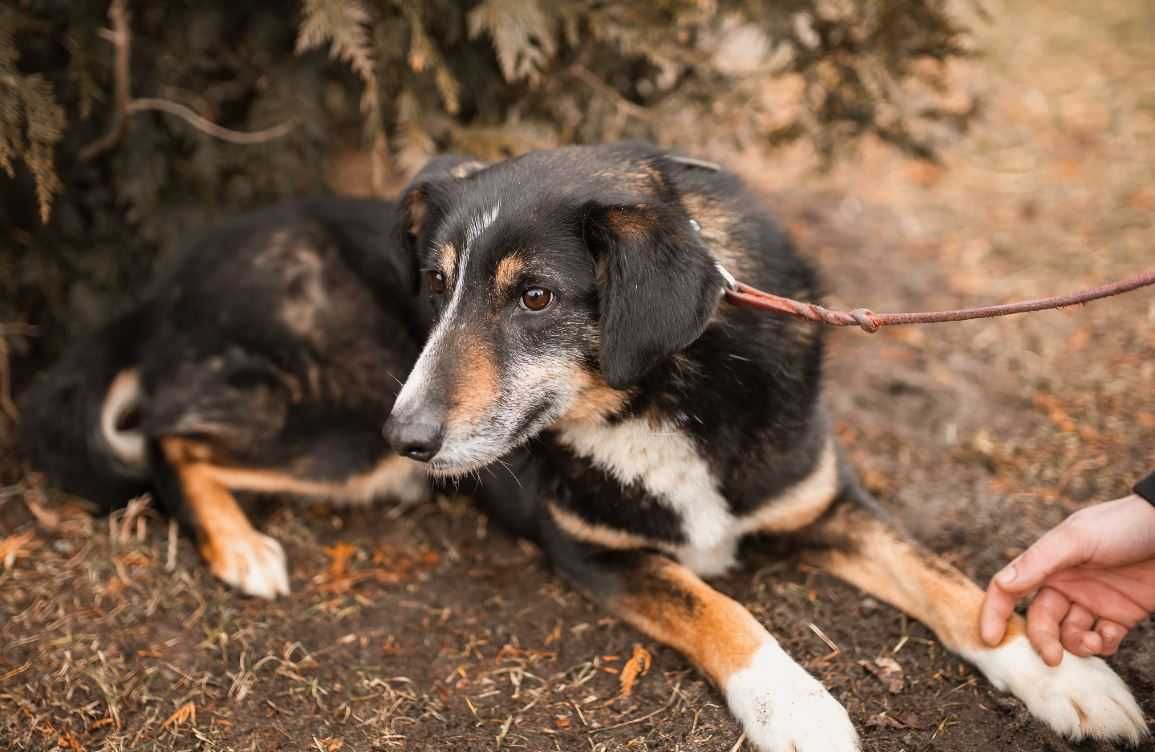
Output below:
[714,261,738,292]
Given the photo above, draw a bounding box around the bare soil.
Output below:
[2,1,1153,750]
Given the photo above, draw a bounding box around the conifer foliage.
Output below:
[0,0,976,352]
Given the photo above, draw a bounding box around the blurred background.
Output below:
[1,2,1153,751]
[1,0,978,364]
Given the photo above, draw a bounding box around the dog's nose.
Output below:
[384,410,445,462]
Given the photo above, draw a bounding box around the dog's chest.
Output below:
[555,417,741,576]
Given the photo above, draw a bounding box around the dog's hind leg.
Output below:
[154,437,289,599]
[800,490,1148,744]
[544,526,860,752]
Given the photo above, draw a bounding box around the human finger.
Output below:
[992,523,1091,598]
[1059,603,1100,656]
[1026,587,1071,667]
[1095,619,1129,657]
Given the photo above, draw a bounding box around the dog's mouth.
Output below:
[422,395,560,478]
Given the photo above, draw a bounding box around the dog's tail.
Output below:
[17,309,152,512]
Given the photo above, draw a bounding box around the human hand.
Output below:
[980,494,1155,666]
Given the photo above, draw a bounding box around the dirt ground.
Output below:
[2,1,1154,750]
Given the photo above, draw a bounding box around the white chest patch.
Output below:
[556,417,739,574]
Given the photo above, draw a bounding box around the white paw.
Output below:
[725,642,860,752]
[206,531,290,599]
[964,637,1148,743]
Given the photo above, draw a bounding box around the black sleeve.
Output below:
[1134,470,1155,506]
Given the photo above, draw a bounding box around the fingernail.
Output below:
[995,563,1018,587]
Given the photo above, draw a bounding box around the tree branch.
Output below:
[80,0,295,161]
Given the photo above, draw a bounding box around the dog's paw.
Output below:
[725,642,860,752]
[204,530,290,599]
[965,637,1148,743]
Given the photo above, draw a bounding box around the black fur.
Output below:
[18,197,426,513]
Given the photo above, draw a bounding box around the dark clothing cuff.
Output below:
[1135,470,1155,506]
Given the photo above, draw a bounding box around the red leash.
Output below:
[721,269,1155,333]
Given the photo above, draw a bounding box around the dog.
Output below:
[16,192,460,598]
[383,142,1149,751]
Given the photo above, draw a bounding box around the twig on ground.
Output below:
[80,0,295,161]
[589,679,682,734]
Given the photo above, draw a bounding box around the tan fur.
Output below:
[449,161,488,179]
[805,504,1026,651]
[557,370,630,424]
[446,336,499,425]
[593,163,661,194]
[438,242,458,278]
[163,437,426,506]
[161,438,268,578]
[206,454,427,505]
[682,192,748,281]
[549,503,656,550]
[612,555,766,687]
[746,438,838,534]
[494,254,525,294]
[404,190,428,238]
[605,206,657,236]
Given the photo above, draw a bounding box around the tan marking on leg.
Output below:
[804,502,1025,651]
[161,438,288,598]
[548,503,656,551]
[446,336,498,425]
[494,253,525,295]
[611,555,767,687]
[205,453,427,505]
[742,438,839,535]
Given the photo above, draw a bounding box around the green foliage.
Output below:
[0,0,977,367]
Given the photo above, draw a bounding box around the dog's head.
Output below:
[384,146,723,475]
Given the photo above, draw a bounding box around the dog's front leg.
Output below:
[546,531,860,752]
[801,494,1148,744]
[156,438,290,599]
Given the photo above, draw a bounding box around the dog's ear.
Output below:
[585,201,723,388]
[397,155,490,291]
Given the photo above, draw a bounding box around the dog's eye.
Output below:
[426,271,447,295]
[520,287,553,312]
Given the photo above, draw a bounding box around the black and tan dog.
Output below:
[383,143,1148,750]
[17,193,452,598]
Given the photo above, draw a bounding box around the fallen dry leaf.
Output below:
[323,542,359,579]
[617,643,652,699]
[866,710,923,729]
[0,531,35,568]
[860,656,905,694]
[162,702,196,730]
